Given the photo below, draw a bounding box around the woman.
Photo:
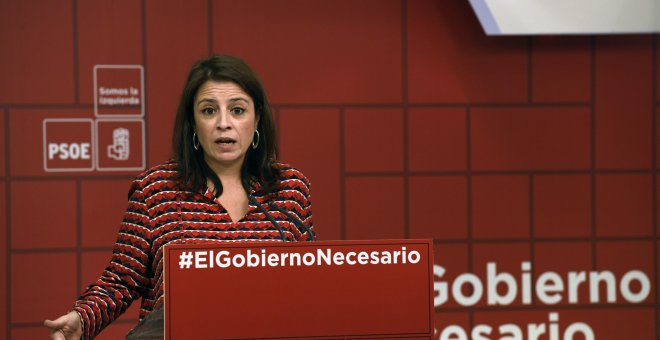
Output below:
[44,55,315,339]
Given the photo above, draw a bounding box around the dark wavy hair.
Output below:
[172,55,279,197]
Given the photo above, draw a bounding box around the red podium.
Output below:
[164,240,434,339]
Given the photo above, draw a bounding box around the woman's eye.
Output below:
[231,107,245,115]
[201,107,215,115]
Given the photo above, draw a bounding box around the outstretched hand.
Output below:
[44,311,82,340]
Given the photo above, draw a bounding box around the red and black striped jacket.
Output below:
[73,161,314,339]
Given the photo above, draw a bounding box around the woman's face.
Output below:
[193,81,259,173]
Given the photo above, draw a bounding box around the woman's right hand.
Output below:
[44,311,82,340]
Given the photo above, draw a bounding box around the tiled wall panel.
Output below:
[77,0,143,104]
[533,174,591,238]
[145,0,209,165]
[531,37,592,102]
[595,36,653,169]
[595,174,653,237]
[408,108,467,172]
[10,253,77,323]
[0,112,4,177]
[657,108,660,168]
[279,108,341,240]
[471,107,591,171]
[0,1,74,104]
[0,182,6,337]
[214,0,403,104]
[472,175,529,239]
[0,0,656,338]
[81,179,133,248]
[10,181,77,249]
[345,176,404,240]
[344,108,404,172]
[409,176,467,240]
[407,0,528,103]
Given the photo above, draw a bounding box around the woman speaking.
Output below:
[44,55,315,339]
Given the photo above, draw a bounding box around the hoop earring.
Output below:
[251,130,260,149]
[193,132,200,150]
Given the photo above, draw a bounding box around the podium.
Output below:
[128,239,434,339]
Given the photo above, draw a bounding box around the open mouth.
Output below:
[215,137,236,145]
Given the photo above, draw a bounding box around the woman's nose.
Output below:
[216,110,231,129]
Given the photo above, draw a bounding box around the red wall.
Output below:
[1,0,658,339]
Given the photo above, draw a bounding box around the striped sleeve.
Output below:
[72,178,152,339]
[299,173,314,241]
[282,166,315,241]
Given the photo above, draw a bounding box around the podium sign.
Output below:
[164,240,434,339]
